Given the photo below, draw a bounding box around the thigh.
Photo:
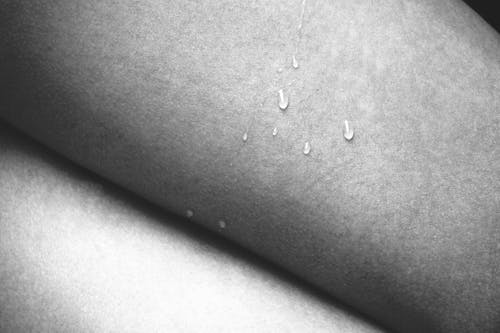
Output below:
[0,122,383,333]
[1,1,499,332]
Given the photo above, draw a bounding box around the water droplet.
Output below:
[298,0,307,30]
[277,67,283,73]
[278,89,289,111]
[272,127,278,137]
[292,55,299,69]
[218,220,226,229]
[186,210,194,218]
[242,131,248,142]
[343,120,354,141]
[303,141,311,155]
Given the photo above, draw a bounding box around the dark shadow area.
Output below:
[463,0,500,33]
[0,120,391,332]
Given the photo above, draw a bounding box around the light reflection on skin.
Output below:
[0,126,384,333]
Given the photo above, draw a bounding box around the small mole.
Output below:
[186,210,194,218]
[218,220,226,229]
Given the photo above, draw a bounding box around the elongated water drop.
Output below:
[218,220,226,229]
[292,55,299,69]
[242,131,248,142]
[298,0,307,30]
[343,120,354,141]
[272,127,278,137]
[278,89,289,111]
[186,210,194,218]
[303,141,311,155]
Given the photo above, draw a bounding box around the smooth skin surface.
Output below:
[0,123,384,333]
[1,0,499,332]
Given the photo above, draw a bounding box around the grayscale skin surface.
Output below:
[0,123,385,333]
[1,0,499,332]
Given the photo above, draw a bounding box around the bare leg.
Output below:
[1,1,499,331]
[0,122,383,333]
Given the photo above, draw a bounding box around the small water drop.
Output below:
[277,67,284,73]
[242,131,248,142]
[272,127,278,137]
[278,89,289,111]
[292,55,299,69]
[218,220,226,229]
[303,141,311,155]
[343,120,354,141]
[186,210,194,218]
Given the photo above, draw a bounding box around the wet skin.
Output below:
[1,0,499,332]
[0,122,384,332]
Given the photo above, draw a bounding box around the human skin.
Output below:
[1,0,499,332]
[0,123,384,333]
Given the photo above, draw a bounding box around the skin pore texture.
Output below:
[0,122,384,332]
[1,0,499,332]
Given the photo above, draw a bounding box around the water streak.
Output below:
[292,54,299,69]
[278,89,289,111]
[343,120,354,141]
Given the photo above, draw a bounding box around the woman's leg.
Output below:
[0,122,382,332]
[1,1,499,331]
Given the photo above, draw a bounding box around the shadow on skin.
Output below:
[0,121,388,332]
[1,1,498,331]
